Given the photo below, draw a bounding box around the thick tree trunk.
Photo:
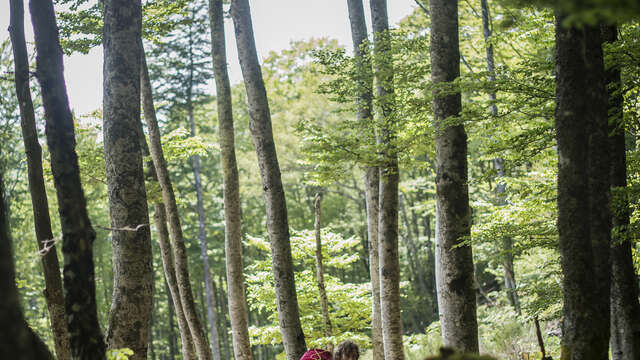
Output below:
[208,1,253,358]
[430,0,479,353]
[103,1,153,358]
[554,14,610,360]
[140,49,212,360]
[8,1,70,358]
[314,193,333,351]
[0,174,54,360]
[603,25,640,360]
[189,106,222,360]
[345,1,384,357]
[369,1,403,359]
[479,0,520,314]
[230,1,307,359]
[29,1,106,358]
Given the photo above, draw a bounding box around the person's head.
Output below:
[334,341,359,360]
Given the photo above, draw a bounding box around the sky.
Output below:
[0,1,417,115]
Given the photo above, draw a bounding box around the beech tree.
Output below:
[230,0,307,358]
[554,14,610,359]
[29,0,106,357]
[208,0,253,358]
[430,0,479,353]
[346,1,384,358]
[102,0,154,358]
[8,0,70,358]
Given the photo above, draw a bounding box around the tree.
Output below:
[0,171,54,360]
[369,0,403,359]
[8,0,70,358]
[230,0,307,358]
[430,0,479,353]
[313,193,333,351]
[345,1,384,358]
[29,0,106,357]
[141,47,212,360]
[603,24,640,360]
[554,14,610,360]
[208,0,253,358]
[102,0,154,358]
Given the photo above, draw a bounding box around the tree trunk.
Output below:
[345,1,383,357]
[140,48,212,360]
[217,275,233,360]
[479,0,520,315]
[314,193,333,351]
[0,173,55,360]
[29,0,106,357]
[430,0,479,353]
[103,1,153,358]
[230,1,307,359]
[165,279,179,360]
[8,1,70,358]
[208,1,253,358]
[189,74,222,360]
[603,25,640,360]
[554,14,610,360]
[369,1,403,359]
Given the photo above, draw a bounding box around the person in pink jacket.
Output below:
[300,348,333,360]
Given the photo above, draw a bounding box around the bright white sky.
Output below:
[0,1,416,115]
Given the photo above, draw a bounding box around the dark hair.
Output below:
[334,341,359,360]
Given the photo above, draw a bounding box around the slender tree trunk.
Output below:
[217,275,233,360]
[230,1,306,359]
[165,279,179,360]
[430,0,479,353]
[208,1,253,358]
[140,48,212,360]
[189,87,222,360]
[479,0,520,314]
[554,14,610,360]
[103,1,153,358]
[314,193,333,351]
[29,0,106,357]
[345,1,383,357]
[369,1,403,359]
[8,1,70,358]
[603,25,640,360]
[0,173,54,360]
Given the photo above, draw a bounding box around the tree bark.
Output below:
[103,1,153,358]
[208,1,253,358]
[314,193,333,351]
[554,14,610,360]
[29,0,106,358]
[230,1,307,359]
[603,25,640,360]
[8,1,70,358]
[165,278,179,360]
[479,0,520,314]
[345,1,384,357]
[369,1,404,359]
[140,48,212,360]
[187,58,222,360]
[0,173,55,360]
[430,0,479,353]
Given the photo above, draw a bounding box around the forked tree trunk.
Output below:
[208,1,253,358]
[0,173,54,360]
[103,1,153,358]
[369,1,403,359]
[140,48,212,360]
[8,1,70,358]
[554,14,610,360]
[345,1,383,357]
[313,193,333,351]
[29,0,106,357]
[479,0,520,314]
[230,1,307,359]
[603,25,640,360]
[430,0,479,353]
